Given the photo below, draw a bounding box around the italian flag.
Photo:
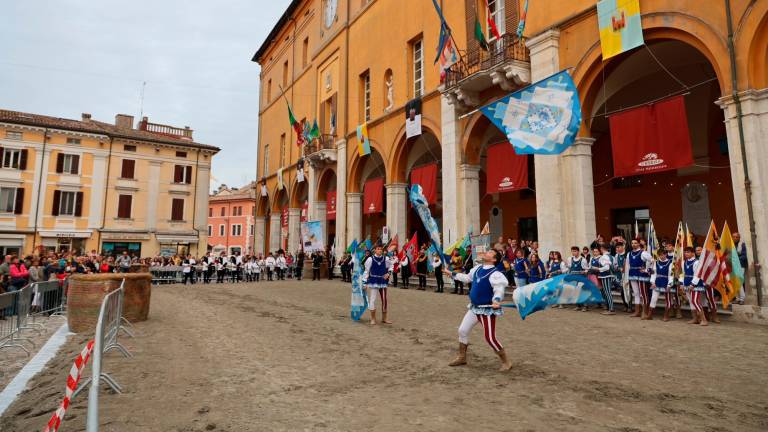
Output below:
[287,101,305,146]
[474,15,489,51]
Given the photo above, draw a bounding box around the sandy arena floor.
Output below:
[1,279,767,432]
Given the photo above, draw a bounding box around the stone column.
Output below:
[268,214,281,253]
[346,192,362,242]
[254,217,266,255]
[561,137,597,248]
[717,88,768,305]
[287,208,301,254]
[307,163,317,219]
[336,140,348,251]
[440,92,461,245]
[146,161,162,231]
[527,29,567,254]
[459,164,481,235]
[385,183,408,241]
[313,200,327,247]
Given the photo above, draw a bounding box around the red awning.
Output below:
[363,178,384,214]
[410,162,438,205]
[326,191,337,220]
[609,95,694,177]
[486,143,528,194]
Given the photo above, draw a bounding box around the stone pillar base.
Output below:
[730,304,768,326]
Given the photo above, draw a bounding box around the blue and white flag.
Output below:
[511,274,603,320]
[350,240,368,321]
[480,70,582,155]
[409,184,446,267]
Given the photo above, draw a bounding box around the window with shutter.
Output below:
[174,165,183,183]
[71,155,80,174]
[171,198,184,221]
[118,194,132,218]
[56,153,64,173]
[19,150,28,170]
[14,188,24,214]
[74,191,84,216]
[0,187,16,213]
[121,159,135,179]
[184,166,192,184]
[52,190,61,216]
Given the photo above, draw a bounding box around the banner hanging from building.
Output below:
[409,162,438,205]
[301,200,308,223]
[486,143,528,194]
[597,0,644,60]
[479,70,582,155]
[297,159,305,183]
[260,179,268,197]
[281,207,289,228]
[356,123,371,156]
[301,221,325,253]
[609,95,694,177]
[405,98,422,139]
[363,178,384,214]
[277,168,284,190]
[326,191,337,220]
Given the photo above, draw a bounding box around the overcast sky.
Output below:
[0,0,291,191]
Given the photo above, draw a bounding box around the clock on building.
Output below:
[324,0,337,29]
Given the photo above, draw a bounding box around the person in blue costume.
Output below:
[363,244,394,326]
[649,248,673,321]
[445,249,513,371]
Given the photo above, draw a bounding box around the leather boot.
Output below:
[631,304,642,317]
[449,343,468,366]
[496,348,513,371]
[369,310,377,325]
[381,310,392,324]
[710,310,721,324]
[699,311,709,326]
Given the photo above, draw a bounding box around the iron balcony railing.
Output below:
[306,134,337,155]
[445,33,530,89]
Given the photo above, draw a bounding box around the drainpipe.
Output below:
[31,128,49,254]
[725,0,762,306]
[191,149,201,255]
[97,136,114,254]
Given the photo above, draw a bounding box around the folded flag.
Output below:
[287,100,305,147]
[717,221,744,308]
[310,119,321,141]
[480,70,582,155]
[696,221,721,287]
[517,0,529,38]
[474,13,489,51]
[511,274,604,320]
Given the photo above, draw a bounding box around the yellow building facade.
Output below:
[253,1,768,304]
[0,110,219,257]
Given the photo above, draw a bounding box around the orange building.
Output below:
[207,183,258,256]
[252,0,768,304]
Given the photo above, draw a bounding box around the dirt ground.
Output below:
[1,279,767,432]
[0,315,66,390]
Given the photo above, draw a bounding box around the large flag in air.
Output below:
[597,0,644,60]
[609,95,694,177]
[480,70,582,155]
[696,221,721,286]
[717,222,744,308]
[286,101,305,147]
[511,275,604,320]
[400,232,419,274]
[409,184,446,266]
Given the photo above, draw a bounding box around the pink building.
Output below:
[207,183,257,256]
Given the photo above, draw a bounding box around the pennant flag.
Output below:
[717,222,744,308]
[409,184,447,267]
[297,158,305,183]
[474,14,489,51]
[486,142,528,193]
[510,274,604,320]
[356,123,371,156]
[647,218,660,259]
[349,239,368,321]
[286,100,306,147]
[400,232,419,274]
[405,98,423,139]
[445,230,471,257]
[481,222,490,235]
[696,221,721,286]
[480,70,582,155]
[483,0,502,40]
[609,95,694,177]
[517,0,529,38]
[277,167,284,190]
[597,0,644,60]
[432,0,451,63]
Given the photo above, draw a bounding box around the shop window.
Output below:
[102,241,141,257]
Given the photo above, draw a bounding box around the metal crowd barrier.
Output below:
[0,288,33,354]
[31,280,68,318]
[149,266,183,284]
[70,279,134,432]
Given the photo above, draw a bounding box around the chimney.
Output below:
[81,113,92,121]
[138,116,149,131]
[183,126,193,139]
[115,114,134,129]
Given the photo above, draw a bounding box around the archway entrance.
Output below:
[358,149,386,242]
[255,194,270,255]
[271,188,289,252]
[317,168,337,248]
[403,132,442,246]
[587,39,737,242]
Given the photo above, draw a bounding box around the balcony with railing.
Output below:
[304,134,337,163]
[138,116,194,140]
[443,33,531,109]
